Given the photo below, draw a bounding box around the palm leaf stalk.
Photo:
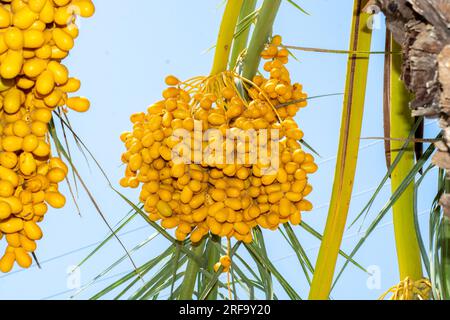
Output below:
[389,38,423,282]
[178,239,207,300]
[229,0,258,70]
[241,0,282,80]
[210,0,244,75]
[203,236,221,300]
[308,0,373,300]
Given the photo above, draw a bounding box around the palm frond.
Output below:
[284,45,392,55]
[246,228,301,300]
[198,242,241,300]
[77,210,139,268]
[130,252,187,300]
[348,118,424,230]
[49,119,141,280]
[202,236,221,300]
[281,224,314,284]
[74,232,159,298]
[299,222,366,273]
[251,228,274,299]
[285,0,310,15]
[91,244,177,300]
[414,164,436,277]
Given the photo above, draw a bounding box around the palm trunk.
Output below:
[375,0,450,172]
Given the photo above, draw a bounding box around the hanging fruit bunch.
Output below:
[0,0,95,273]
[120,34,318,248]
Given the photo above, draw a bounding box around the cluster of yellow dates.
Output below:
[0,0,94,273]
[214,255,231,273]
[121,35,317,245]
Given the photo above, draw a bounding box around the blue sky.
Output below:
[0,0,440,300]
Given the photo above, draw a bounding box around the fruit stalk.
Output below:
[229,0,258,70]
[179,239,206,300]
[204,236,220,300]
[242,0,282,80]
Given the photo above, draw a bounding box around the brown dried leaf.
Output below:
[439,194,450,218]
[432,150,450,169]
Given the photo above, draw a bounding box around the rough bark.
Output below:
[370,0,450,208]
[440,193,450,218]
[372,0,449,118]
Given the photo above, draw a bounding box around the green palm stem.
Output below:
[210,0,244,75]
[241,0,282,80]
[390,39,423,282]
[308,0,372,300]
[204,236,221,300]
[178,239,206,300]
[229,0,258,70]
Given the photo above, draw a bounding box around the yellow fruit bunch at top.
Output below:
[0,0,94,273]
[120,35,317,245]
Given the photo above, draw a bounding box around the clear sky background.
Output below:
[0,0,440,300]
